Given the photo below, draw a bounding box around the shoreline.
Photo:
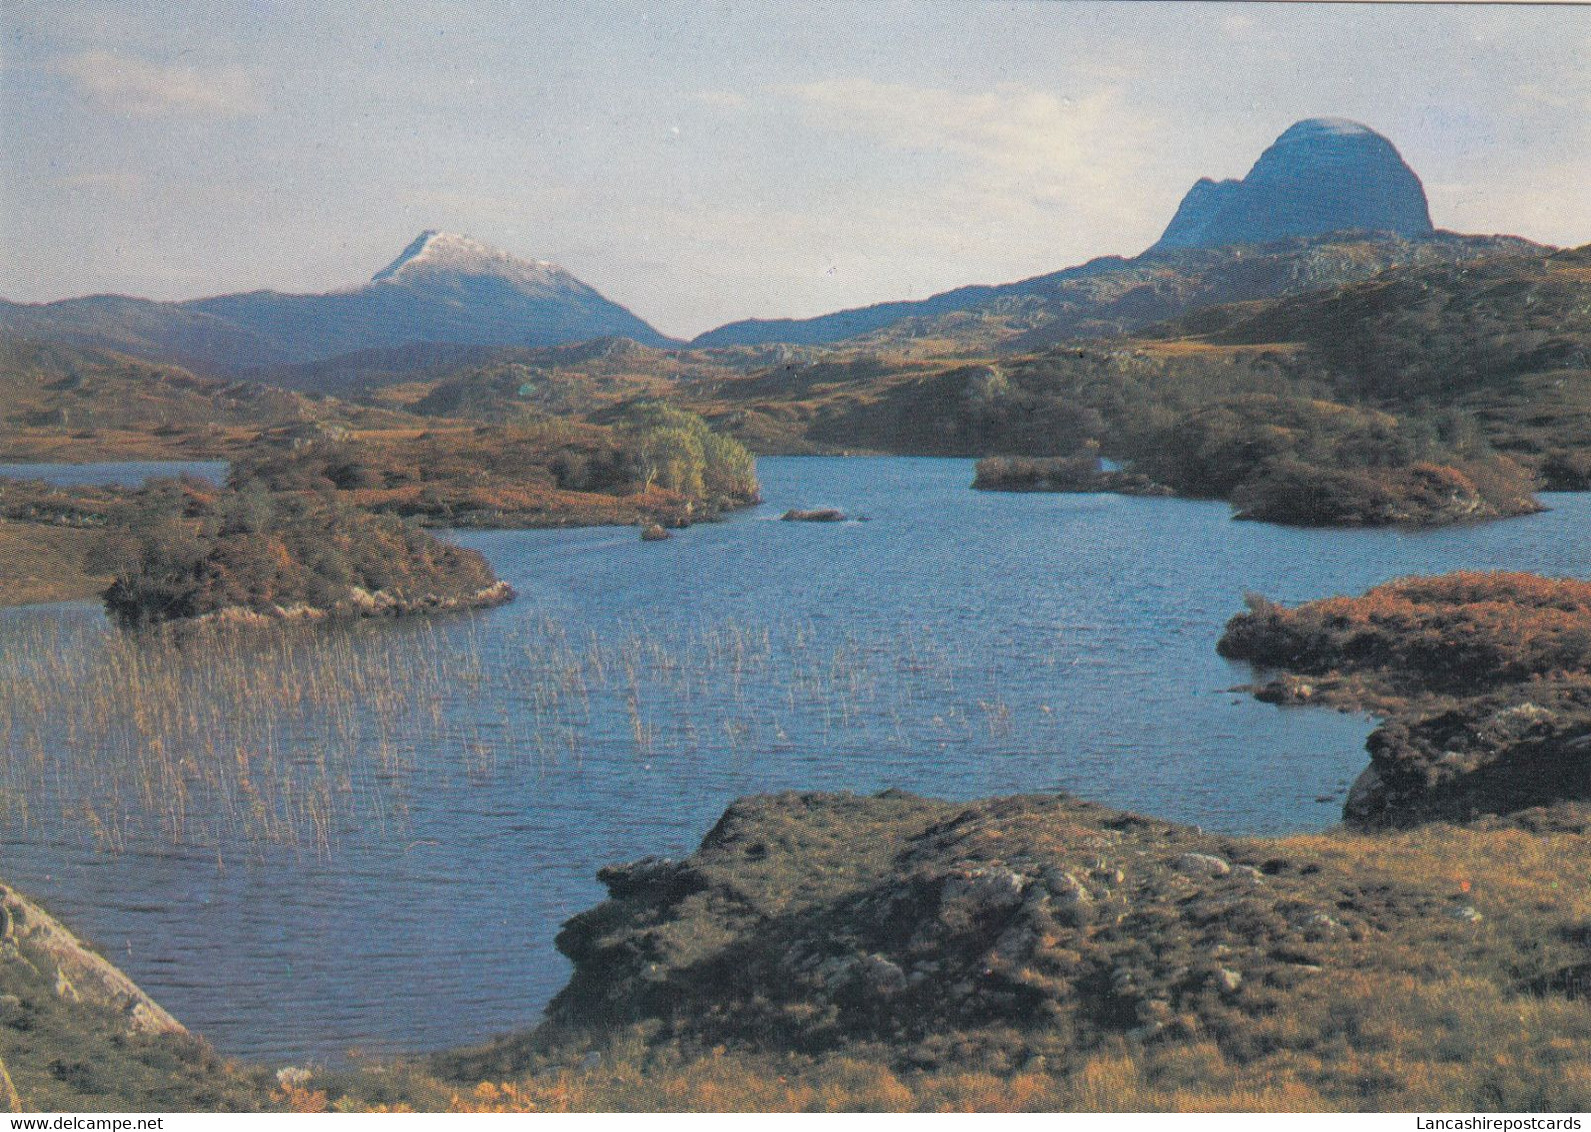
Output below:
[7,779,1584,1111]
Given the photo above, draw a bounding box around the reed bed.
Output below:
[0,607,1026,861]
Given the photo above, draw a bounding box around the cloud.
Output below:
[778,78,1166,247]
[1222,11,1258,37]
[689,90,749,111]
[53,171,144,195]
[54,49,260,117]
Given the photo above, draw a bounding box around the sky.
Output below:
[2,1,1589,339]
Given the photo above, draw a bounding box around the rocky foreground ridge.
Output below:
[0,885,181,1037]
[533,792,1394,1054]
[426,787,1591,1111]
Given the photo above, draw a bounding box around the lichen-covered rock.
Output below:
[460,790,1446,1082]
[1172,853,1232,879]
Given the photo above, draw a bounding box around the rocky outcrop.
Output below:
[1345,687,1591,828]
[1228,459,1543,528]
[181,580,515,631]
[446,790,1443,1079]
[1154,119,1434,251]
[420,786,1591,1112]
[1220,574,1591,826]
[0,884,183,1036]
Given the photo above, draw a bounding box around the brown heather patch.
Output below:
[1222,572,1591,695]
[0,522,107,606]
[1221,572,1591,825]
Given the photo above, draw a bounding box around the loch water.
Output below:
[0,460,229,488]
[1,456,1587,1062]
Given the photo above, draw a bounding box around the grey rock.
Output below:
[992,924,1040,964]
[814,955,861,985]
[860,953,907,994]
[1126,1021,1166,1044]
[1299,910,1343,934]
[1040,868,1095,927]
[1345,763,1388,821]
[1172,852,1232,878]
[596,856,702,900]
[941,869,1028,917]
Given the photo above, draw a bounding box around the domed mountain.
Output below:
[0,231,672,374]
[1152,118,1435,250]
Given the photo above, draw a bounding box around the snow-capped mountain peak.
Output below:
[371,230,578,292]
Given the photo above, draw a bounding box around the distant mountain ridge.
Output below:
[694,118,1461,350]
[692,232,1539,354]
[0,231,672,375]
[0,331,402,449]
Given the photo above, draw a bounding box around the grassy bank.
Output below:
[0,522,108,606]
[0,882,269,1112]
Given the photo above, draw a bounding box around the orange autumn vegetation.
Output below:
[233,406,760,530]
[427,1053,1332,1113]
[1220,571,1591,694]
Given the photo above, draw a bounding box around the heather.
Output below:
[1220,572,1591,825]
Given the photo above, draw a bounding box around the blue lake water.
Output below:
[0,456,1588,1064]
[0,460,229,487]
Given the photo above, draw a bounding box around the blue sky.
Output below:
[3,1,1589,337]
